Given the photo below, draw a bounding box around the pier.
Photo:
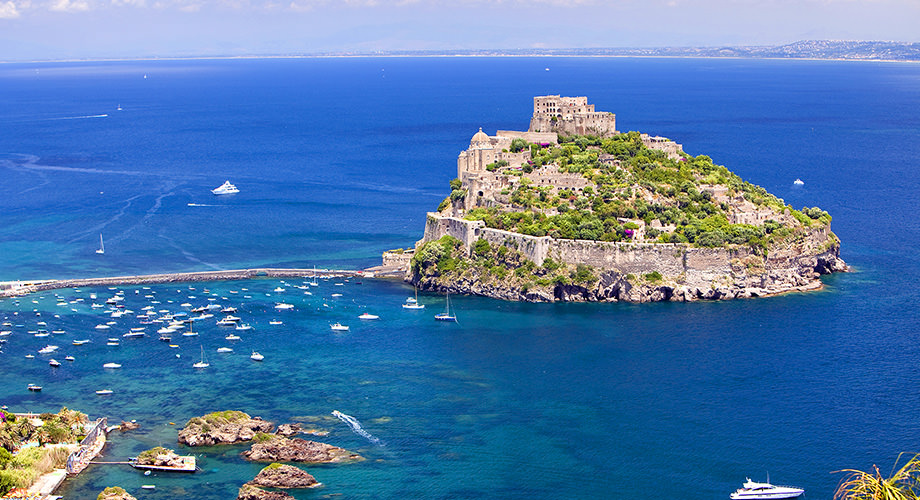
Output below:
[0,266,405,298]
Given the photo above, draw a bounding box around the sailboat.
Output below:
[308,265,319,287]
[434,293,457,322]
[95,234,105,254]
[193,345,209,368]
[403,286,425,310]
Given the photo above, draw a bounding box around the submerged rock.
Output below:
[178,410,274,446]
[242,435,361,464]
[248,463,321,489]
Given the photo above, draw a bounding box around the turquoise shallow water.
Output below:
[1,57,920,498]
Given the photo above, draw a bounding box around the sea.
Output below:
[0,57,919,499]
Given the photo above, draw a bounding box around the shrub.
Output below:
[437,197,450,212]
[253,432,274,443]
[644,271,663,282]
[473,238,490,257]
[449,178,462,191]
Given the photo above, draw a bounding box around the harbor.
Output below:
[0,265,406,299]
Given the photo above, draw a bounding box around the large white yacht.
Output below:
[730,478,804,500]
[211,180,239,195]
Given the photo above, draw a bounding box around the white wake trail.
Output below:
[332,410,382,446]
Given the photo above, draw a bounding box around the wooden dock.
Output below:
[0,266,401,298]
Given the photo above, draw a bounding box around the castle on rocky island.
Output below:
[382,95,846,303]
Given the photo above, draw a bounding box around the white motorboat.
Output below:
[216,319,236,326]
[235,324,252,331]
[103,362,122,369]
[225,334,241,341]
[217,347,233,353]
[73,339,91,345]
[64,356,75,361]
[274,303,294,310]
[250,351,264,361]
[38,345,59,354]
[27,384,42,392]
[95,389,113,395]
[358,313,379,320]
[330,322,349,331]
[49,359,61,367]
[211,180,239,195]
[268,320,283,325]
[793,178,805,186]
[730,478,804,500]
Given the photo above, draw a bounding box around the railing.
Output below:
[65,417,107,475]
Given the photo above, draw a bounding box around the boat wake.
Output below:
[49,114,109,120]
[332,410,382,446]
[187,203,218,207]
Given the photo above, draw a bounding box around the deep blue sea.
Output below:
[1,57,919,499]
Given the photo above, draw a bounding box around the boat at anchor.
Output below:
[211,180,239,195]
[730,477,804,500]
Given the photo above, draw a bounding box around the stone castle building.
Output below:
[456,96,683,211]
[529,95,618,137]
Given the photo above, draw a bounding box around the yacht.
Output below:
[434,293,457,322]
[193,346,209,368]
[730,478,804,500]
[49,359,61,367]
[358,312,379,320]
[793,178,805,186]
[330,322,349,331]
[211,180,239,195]
[250,351,264,361]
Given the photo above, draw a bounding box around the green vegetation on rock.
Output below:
[461,132,829,250]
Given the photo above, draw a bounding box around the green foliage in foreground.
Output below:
[834,453,920,499]
[0,446,70,496]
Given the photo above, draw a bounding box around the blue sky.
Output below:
[0,0,917,61]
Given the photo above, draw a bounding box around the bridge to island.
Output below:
[0,264,407,298]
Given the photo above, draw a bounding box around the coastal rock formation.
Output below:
[236,483,294,500]
[97,486,138,500]
[248,463,321,489]
[242,435,361,464]
[275,423,302,437]
[178,411,274,446]
[119,420,140,432]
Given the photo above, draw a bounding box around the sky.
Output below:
[0,0,917,61]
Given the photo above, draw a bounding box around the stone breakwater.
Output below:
[410,213,847,303]
[0,267,377,298]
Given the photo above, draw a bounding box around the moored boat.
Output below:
[730,478,804,500]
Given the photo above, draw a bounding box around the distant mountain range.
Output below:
[348,41,920,62]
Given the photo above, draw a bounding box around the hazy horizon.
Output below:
[1,0,918,62]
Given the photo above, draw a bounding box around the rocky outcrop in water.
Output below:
[178,411,274,446]
[97,486,137,500]
[275,423,301,437]
[242,435,361,464]
[248,463,321,489]
[236,484,294,500]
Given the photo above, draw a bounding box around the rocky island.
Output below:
[178,410,274,446]
[242,434,361,464]
[387,95,846,303]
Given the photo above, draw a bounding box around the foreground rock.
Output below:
[97,486,137,500]
[178,410,274,446]
[236,483,293,500]
[248,463,321,489]
[242,435,361,464]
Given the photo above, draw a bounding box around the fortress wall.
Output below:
[419,214,819,282]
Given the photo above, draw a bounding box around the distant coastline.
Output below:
[3,40,919,64]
